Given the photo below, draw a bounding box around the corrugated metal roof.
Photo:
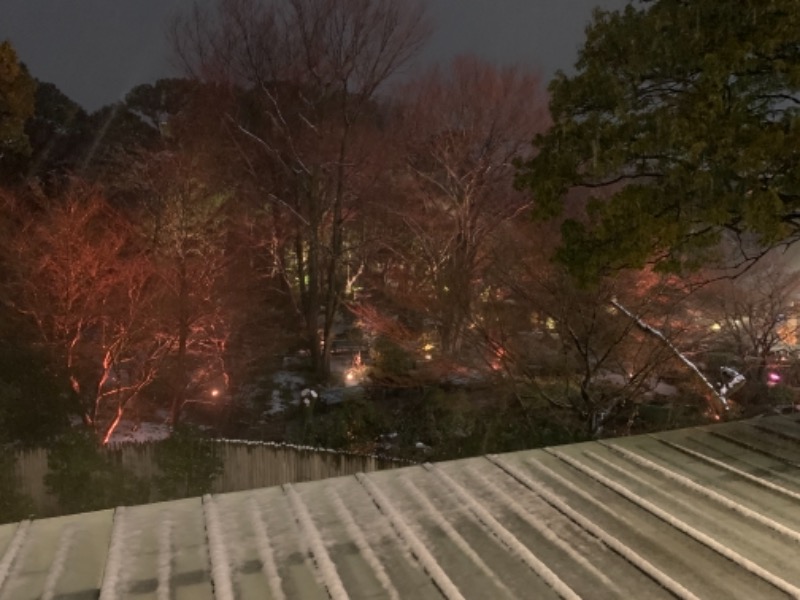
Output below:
[2,413,800,599]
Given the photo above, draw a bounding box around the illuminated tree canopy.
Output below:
[516,0,800,281]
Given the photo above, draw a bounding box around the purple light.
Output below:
[768,372,781,382]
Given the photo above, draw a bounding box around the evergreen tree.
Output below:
[0,40,36,176]
[517,1,800,281]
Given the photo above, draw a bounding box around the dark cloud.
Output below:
[0,0,626,111]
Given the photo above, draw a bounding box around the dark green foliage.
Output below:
[370,337,415,379]
[475,403,584,455]
[22,79,165,179]
[79,103,161,180]
[391,389,586,460]
[154,425,223,500]
[298,385,589,461]
[286,385,572,459]
[0,339,72,445]
[0,379,69,447]
[0,451,34,523]
[32,81,85,127]
[517,0,800,281]
[763,383,799,407]
[45,430,149,514]
[23,80,89,176]
[124,79,200,132]
[392,388,474,457]
[0,41,36,167]
[299,395,388,451]
[736,379,798,414]
[637,400,707,430]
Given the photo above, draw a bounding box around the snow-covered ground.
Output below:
[99,366,358,445]
[268,371,309,415]
[595,371,679,397]
[239,361,366,419]
[106,418,171,444]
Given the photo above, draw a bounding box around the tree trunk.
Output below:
[172,259,189,427]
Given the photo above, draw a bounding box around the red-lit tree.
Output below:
[0,180,169,441]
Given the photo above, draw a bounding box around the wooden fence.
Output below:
[10,441,406,518]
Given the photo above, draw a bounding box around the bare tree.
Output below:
[125,150,232,427]
[473,220,708,437]
[522,281,677,436]
[390,56,547,355]
[700,252,800,380]
[172,0,430,378]
[0,180,168,441]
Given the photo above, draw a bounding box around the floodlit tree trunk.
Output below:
[172,258,190,427]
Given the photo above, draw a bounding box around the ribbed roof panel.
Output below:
[1,414,798,599]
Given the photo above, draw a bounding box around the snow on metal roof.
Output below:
[2,414,800,599]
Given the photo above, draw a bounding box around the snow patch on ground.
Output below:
[652,380,678,396]
[273,370,308,389]
[266,371,309,415]
[233,370,312,417]
[258,370,357,416]
[106,420,171,444]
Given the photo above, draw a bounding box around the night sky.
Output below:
[0,0,628,111]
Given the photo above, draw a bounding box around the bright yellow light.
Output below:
[211,389,220,397]
[346,372,355,381]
